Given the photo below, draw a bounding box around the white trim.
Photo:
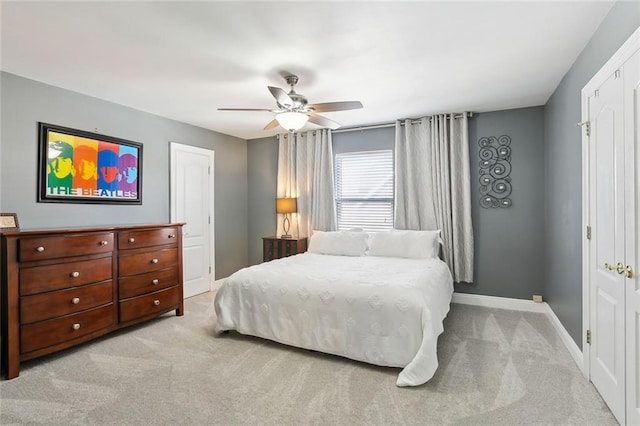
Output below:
[212,278,226,292]
[582,26,640,95]
[452,292,547,313]
[581,78,592,377]
[544,303,585,374]
[452,292,584,373]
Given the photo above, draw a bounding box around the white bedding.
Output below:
[214,252,453,386]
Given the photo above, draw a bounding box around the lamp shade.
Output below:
[276,112,308,131]
[275,197,297,214]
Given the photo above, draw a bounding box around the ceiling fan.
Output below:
[218,74,363,132]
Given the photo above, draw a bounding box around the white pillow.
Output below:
[308,230,369,256]
[367,230,441,259]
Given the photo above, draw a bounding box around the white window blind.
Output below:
[334,149,394,232]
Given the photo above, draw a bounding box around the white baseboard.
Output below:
[212,278,226,292]
[451,292,584,371]
[452,292,547,313]
[543,303,584,373]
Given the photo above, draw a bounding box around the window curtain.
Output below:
[276,129,337,238]
[395,114,474,283]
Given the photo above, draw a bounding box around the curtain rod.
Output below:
[331,112,474,134]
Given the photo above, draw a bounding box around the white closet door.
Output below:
[624,47,640,426]
[588,71,626,424]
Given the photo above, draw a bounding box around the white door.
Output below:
[588,71,626,424]
[623,46,640,426]
[584,27,640,426]
[170,143,214,299]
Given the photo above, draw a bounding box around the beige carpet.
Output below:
[0,292,616,425]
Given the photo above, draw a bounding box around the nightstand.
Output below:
[262,236,307,262]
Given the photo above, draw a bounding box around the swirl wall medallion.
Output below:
[478,135,512,208]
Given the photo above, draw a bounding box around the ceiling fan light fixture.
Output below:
[276,111,308,131]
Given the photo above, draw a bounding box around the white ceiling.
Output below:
[1,1,614,140]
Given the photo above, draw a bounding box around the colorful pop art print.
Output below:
[38,123,142,204]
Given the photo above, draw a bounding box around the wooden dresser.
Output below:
[262,236,307,262]
[1,223,184,379]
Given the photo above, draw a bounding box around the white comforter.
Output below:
[214,253,453,387]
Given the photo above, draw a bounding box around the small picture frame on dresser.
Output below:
[0,213,19,232]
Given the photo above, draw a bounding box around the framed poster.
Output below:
[38,122,142,204]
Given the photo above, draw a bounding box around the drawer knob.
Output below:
[36,246,45,252]
[71,271,80,278]
[72,323,81,330]
[153,299,160,306]
[100,240,108,246]
[128,237,135,243]
[71,297,80,304]
[152,279,159,285]
[168,234,176,238]
[151,258,159,264]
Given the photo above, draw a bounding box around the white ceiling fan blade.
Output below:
[308,101,363,113]
[308,113,341,130]
[218,108,276,112]
[268,86,294,108]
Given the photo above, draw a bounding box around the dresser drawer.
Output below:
[19,233,114,262]
[20,281,113,324]
[119,286,180,323]
[119,248,178,276]
[20,257,113,296]
[20,304,114,354]
[118,227,179,250]
[119,267,178,299]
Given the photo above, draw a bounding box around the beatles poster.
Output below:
[38,123,142,204]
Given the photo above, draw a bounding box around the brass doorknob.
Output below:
[626,265,634,279]
[616,263,625,274]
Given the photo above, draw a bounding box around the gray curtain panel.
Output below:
[277,130,337,238]
[395,114,474,283]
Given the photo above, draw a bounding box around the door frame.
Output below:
[581,25,640,377]
[169,142,215,293]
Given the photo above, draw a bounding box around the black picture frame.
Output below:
[37,122,143,204]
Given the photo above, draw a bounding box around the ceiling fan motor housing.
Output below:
[283,93,308,111]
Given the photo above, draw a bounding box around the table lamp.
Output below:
[276,197,297,238]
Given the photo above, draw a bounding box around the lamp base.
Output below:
[281,214,293,239]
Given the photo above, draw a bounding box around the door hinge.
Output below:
[586,226,591,240]
[208,216,211,224]
[209,266,212,274]
[208,166,211,175]
[577,121,591,137]
[586,329,591,345]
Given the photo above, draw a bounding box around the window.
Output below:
[334,149,394,231]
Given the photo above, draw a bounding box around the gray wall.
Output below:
[247,136,279,265]
[456,107,545,299]
[543,2,640,348]
[0,72,248,279]
[246,110,546,301]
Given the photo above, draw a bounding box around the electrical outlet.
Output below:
[532,295,543,303]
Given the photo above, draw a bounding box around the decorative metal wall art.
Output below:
[478,135,512,208]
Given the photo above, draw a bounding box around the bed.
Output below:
[214,230,454,387]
